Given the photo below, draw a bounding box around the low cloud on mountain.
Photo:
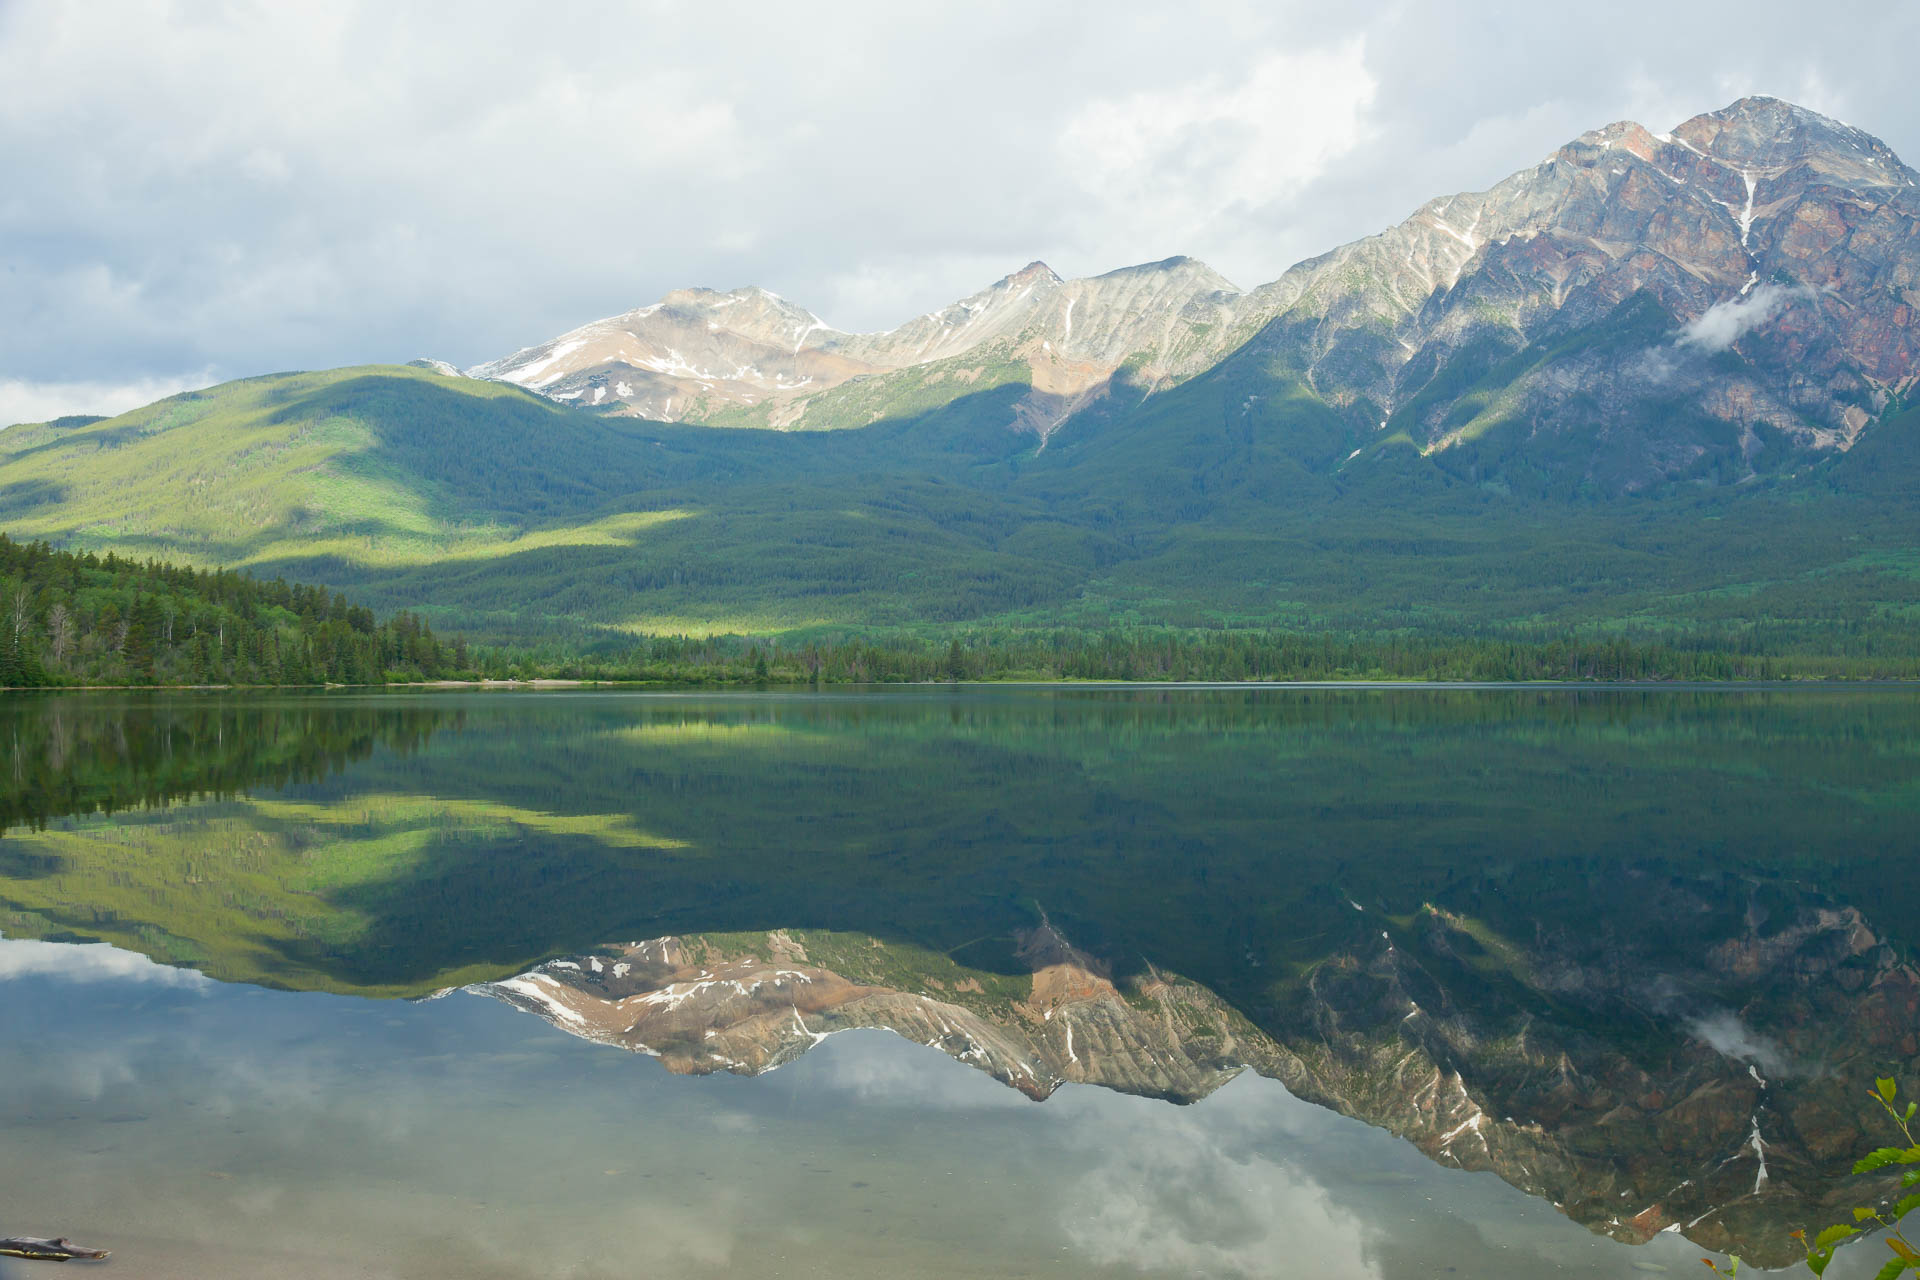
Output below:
[1678,285,1805,353]
[1685,1009,1798,1078]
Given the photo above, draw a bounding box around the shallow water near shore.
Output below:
[3,686,1917,1277]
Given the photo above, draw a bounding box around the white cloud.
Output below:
[0,933,210,987]
[0,371,215,428]
[813,252,1043,334]
[0,1,1918,396]
[1063,1137,1373,1277]
[1677,284,1802,353]
[1060,42,1377,272]
[1052,1081,1377,1278]
[805,1027,1035,1110]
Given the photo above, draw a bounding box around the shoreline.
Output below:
[5,676,1920,693]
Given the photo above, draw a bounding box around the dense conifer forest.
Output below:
[0,534,462,686]
[5,533,1917,688]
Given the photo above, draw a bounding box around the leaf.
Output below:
[1881,1078,1900,1104]
[1856,1148,1920,1173]
[1893,1239,1920,1263]
[1898,1192,1920,1221]
[1861,1207,1883,1222]
[1811,1250,1832,1275]
[1874,1258,1908,1280]
[1815,1224,1860,1251]
[1905,1169,1920,1187]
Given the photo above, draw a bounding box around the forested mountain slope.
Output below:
[3,359,1917,654]
[0,366,1098,635]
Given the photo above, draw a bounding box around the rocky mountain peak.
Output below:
[1564,117,1666,163]
[651,285,835,343]
[1093,254,1241,295]
[1006,260,1063,286]
[1235,95,1920,490]
[1674,96,1907,175]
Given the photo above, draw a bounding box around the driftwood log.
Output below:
[0,1237,110,1261]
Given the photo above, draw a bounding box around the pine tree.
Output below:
[0,634,22,687]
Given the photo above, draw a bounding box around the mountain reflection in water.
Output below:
[1,686,1916,1271]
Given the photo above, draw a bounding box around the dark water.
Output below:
[2,686,1916,1277]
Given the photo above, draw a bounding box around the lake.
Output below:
[2,686,1916,1277]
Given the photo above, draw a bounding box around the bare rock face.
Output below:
[469,257,1245,439]
[472,97,1920,488]
[470,889,1920,1269]
[1266,97,1920,488]
[467,287,881,421]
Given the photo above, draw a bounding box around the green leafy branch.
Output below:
[1708,1077,1920,1280]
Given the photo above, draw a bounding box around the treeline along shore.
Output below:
[3,534,1917,688]
[0,535,461,687]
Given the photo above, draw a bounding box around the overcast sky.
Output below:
[3,0,1917,424]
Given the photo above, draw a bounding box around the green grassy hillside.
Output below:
[0,366,712,567]
[0,367,1093,634]
[2,361,1918,652]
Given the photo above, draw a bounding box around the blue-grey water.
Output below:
[0,938,1726,1280]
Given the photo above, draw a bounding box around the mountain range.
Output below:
[469,96,1920,492]
[3,95,1918,643]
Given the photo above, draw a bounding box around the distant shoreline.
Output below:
[6,676,1920,693]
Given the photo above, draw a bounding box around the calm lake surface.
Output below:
[2,686,1917,1278]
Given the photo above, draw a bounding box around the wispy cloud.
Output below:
[1059,42,1376,272]
[1685,1009,1796,1077]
